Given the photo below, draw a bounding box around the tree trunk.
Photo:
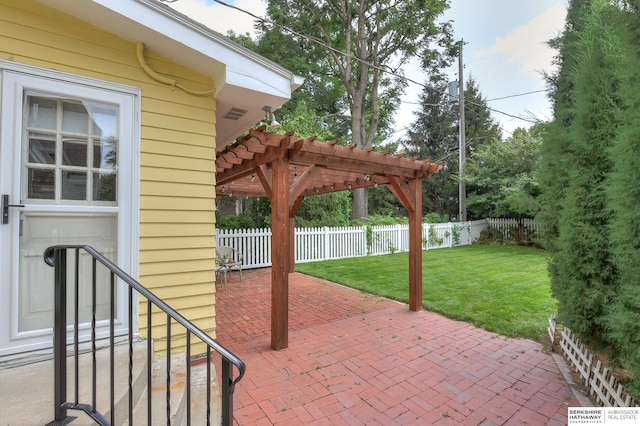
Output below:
[352,187,368,220]
[350,76,370,220]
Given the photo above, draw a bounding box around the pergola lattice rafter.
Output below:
[215,127,442,350]
[216,127,442,200]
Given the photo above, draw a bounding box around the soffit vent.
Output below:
[224,107,248,120]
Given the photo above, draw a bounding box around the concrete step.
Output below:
[0,341,147,426]
[0,351,60,425]
[135,353,221,426]
[184,361,222,426]
[0,342,222,425]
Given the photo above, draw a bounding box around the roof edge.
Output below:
[133,0,303,87]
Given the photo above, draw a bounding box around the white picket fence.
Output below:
[216,219,488,270]
[548,315,639,407]
[486,218,543,241]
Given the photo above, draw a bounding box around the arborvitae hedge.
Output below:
[554,2,621,346]
[541,0,640,394]
[605,6,640,395]
[537,0,588,255]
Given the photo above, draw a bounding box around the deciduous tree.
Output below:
[463,126,542,219]
[261,0,455,219]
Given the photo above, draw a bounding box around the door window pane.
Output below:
[93,173,116,201]
[62,171,87,200]
[61,102,88,134]
[27,97,57,130]
[27,168,55,199]
[90,104,118,138]
[62,138,87,167]
[93,139,117,169]
[28,133,55,164]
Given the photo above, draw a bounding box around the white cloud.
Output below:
[476,6,566,76]
[459,5,566,135]
[392,5,568,140]
[169,0,267,37]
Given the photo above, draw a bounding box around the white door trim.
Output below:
[0,61,141,356]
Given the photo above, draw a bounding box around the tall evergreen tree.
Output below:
[605,0,640,394]
[462,79,502,146]
[538,0,592,251]
[538,0,590,325]
[403,77,458,217]
[539,0,640,391]
[460,78,503,220]
[547,0,622,346]
[402,76,500,219]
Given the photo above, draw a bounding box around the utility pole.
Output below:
[458,39,467,222]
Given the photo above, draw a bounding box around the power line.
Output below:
[399,93,542,124]
[487,89,547,102]
[486,106,538,123]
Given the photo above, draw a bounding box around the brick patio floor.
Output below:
[215,268,579,425]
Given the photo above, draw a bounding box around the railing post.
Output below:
[53,248,68,422]
[221,359,233,426]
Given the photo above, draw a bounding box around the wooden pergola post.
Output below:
[408,178,423,312]
[386,176,423,312]
[270,155,290,350]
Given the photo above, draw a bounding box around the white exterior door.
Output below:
[0,64,140,357]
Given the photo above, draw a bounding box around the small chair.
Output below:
[215,257,228,290]
[216,246,243,281]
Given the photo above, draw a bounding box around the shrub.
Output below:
[475,226,503,244]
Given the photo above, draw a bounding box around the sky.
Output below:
[169,0,568,140]
[439,0,567,137]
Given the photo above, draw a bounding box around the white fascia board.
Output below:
[39,0,302,98]
[226,68,291,99]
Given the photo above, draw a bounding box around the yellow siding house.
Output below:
[0,0,302,358]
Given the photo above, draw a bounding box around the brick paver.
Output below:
[215,268,578,425]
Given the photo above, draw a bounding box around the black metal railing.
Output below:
[44,245,245,426]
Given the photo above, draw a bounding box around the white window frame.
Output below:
[0,61,141,351]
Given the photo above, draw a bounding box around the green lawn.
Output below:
[295,245,557,341]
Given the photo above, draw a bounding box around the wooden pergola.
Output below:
[216,128,442,350]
